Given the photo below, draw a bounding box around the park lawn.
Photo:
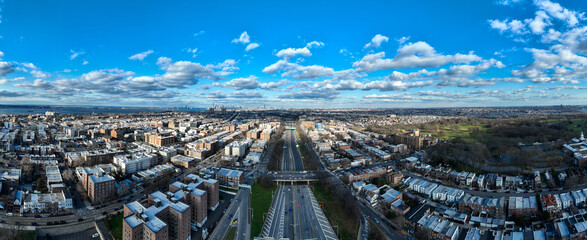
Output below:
[7,231,36,240]
[251,183,277,238]
[226,227,237,240]
[106,213,124,240]
[436,124,488,141]
[311,184,357,240]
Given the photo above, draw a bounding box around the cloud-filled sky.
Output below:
[0,0,585,108]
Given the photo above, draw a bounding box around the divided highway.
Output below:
[261,122,338,240]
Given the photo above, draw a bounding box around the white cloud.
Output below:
[364,34,389,49]
[489,19,527,34]
[232,31,251,44]
[187,48,198,58]
[353,41,483,72]
[276,47,311,59]
[496,0,524,6]
[245,43,260,51]
[82,60,89,65]
[129,50,154,61]
[193,31,205,37]
[306,41,325,48]
[31,70,51,79]
[534,0,583,26]
[526,11,551,34]
[70,50,85,60]
[0,61,14,77]
[217,75,260,90]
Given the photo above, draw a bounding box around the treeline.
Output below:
[267,121,286,171]
[296,122,319,171]
[318,175,361,226]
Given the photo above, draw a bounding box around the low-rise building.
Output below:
[170,155,196,169]
[508,196,538,218]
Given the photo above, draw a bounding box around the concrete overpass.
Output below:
[265,171,324,184]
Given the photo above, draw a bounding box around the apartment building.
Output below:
[123,192,191,240]
[114,152,156,175]
[170,155,196,169]
[216,168,244,188]
[144,130,175,147]
[88,171,116,204]
[458,194,505,218]
[508,196,538,218]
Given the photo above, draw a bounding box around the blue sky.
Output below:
[0,0,585,108]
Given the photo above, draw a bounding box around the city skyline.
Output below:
[0,0,585,108]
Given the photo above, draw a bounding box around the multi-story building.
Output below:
[508,196,538,218]
[80,149,122,165]
[216,168,244,188]
[170,155,196,169]
[123,192,191,240]
[344,167,386,182]
[88,171,116,204]
[541,194,561,215]
[459,194,505,218]
[114,152,156,175]
[167,176,218,226]
[21,190,73,214]
[144,130,175,147]
[184,174,219,210]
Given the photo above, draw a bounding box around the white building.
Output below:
[114,152,156,174]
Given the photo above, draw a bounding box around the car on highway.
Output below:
[31,222,38,226]
[78,218,84,222]
[92,233,100,238]
[6,213,12,216]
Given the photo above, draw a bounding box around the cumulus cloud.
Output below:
[534,0,584,26]
[0,90,28,97]
[232,31,251,44]
[216,75,260,90]
[353,41,483,72]
[489,19,527,34]
[0,61,14,77]
[259,79,289,90]
[232,31,260,52]
[158,59,219,88]
[305,41,324,48]
[207,91,263,99]
[276,47,311,59]
[364,34,389,49]
[245,43,260,52]
[129,50,154,61]
[277,89,339,100]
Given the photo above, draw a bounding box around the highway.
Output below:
[208,188,249,240]
[261,122,338,240]
[296,123,408,240]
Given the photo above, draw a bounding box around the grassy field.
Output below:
[0,231,36,240]
[251,183,277,238]
[311,183,357,240]
[420,123,488,141]
[105,213,123,240]
[226,227,236,240]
